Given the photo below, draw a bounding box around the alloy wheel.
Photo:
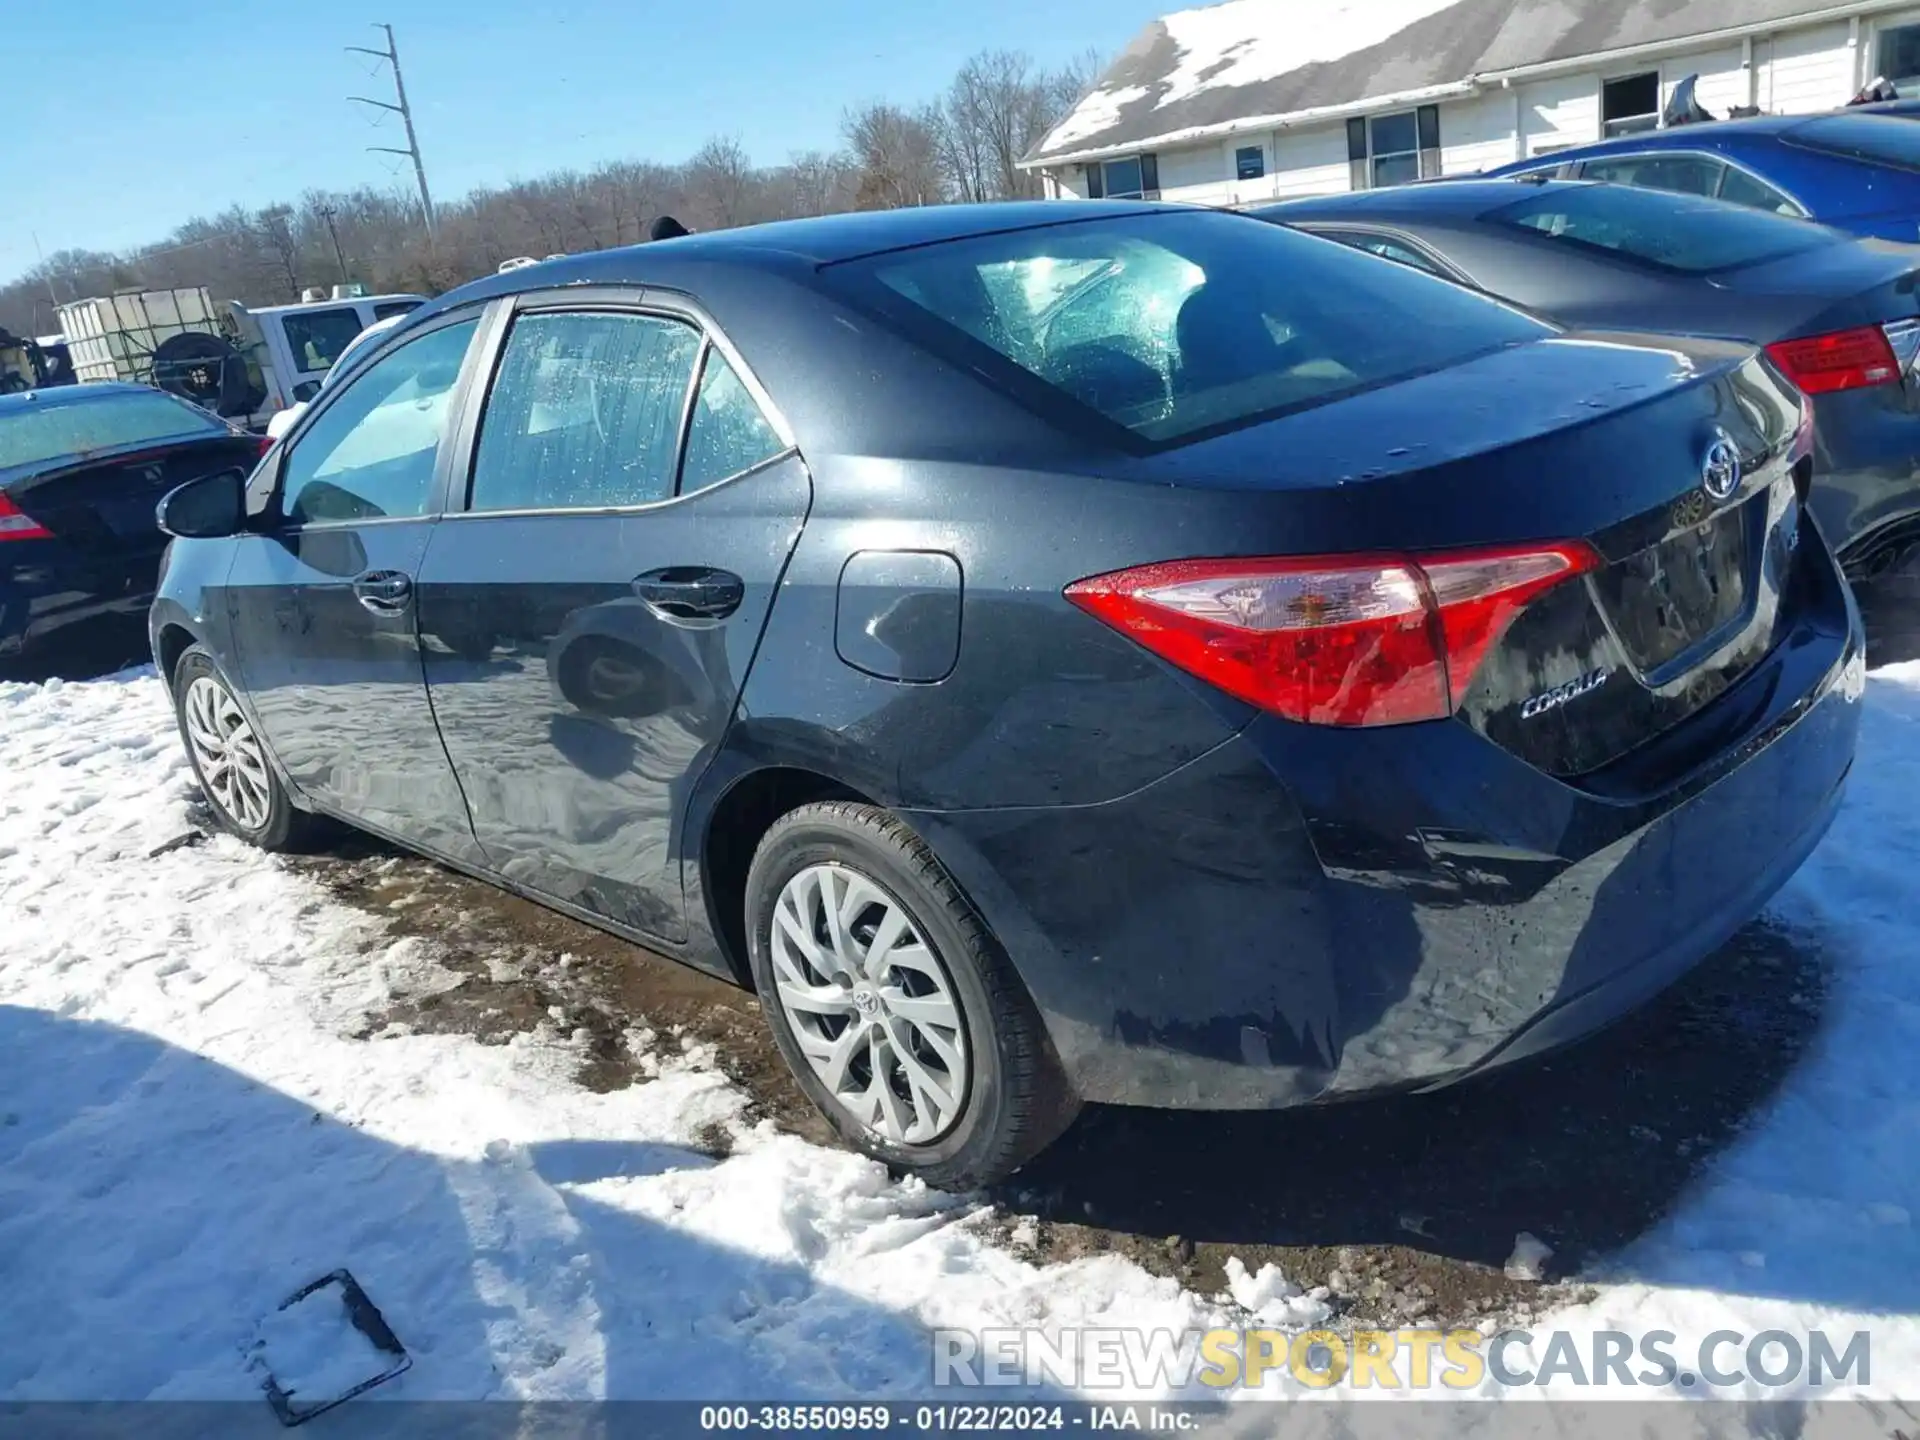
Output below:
[182,675,273,831]
[769,862,970,1145]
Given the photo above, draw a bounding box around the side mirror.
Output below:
[157,468,248,540]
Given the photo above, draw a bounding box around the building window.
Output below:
[1602,72,1661,137]
[1346,106,1440,190]
[1879,23,1920,93]
[1236,145,1266,181]
[1086,154,1160,200]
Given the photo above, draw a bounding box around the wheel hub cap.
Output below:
[769,863,969,1146]
[182,675,272,832]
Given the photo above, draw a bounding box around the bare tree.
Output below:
[0,42,1115,337]
[843,103,946,210]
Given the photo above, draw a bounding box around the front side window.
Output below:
[0,390,221,471]
[837,209,1547,445]
[468,311,701,512]
[278,318,478,525]
[1602,72,1661,138]
[282,308,367,374]
[1493,185,1834,273]
[679,349,786,495]
[1580,153,1724,196]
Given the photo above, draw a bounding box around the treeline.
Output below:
[0,48,1097,338]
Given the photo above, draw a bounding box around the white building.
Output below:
[1022,0,1920,206]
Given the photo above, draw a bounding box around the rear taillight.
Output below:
[1065,543,1601,728]
[0,493,51,542]
[1766,325,1904,394]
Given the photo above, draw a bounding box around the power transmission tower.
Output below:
[349,24,437,237]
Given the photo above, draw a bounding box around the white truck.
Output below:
[55,285,425,431]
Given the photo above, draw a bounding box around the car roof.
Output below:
[422,201,1167,315]
[249,293,424,318]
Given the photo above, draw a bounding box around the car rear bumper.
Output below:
[1,567,152,659]
[906,552,1865,1111]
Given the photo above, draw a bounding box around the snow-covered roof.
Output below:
[1027,0,1874,165]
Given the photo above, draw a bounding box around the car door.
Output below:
[415,292,808,944]
[224,306,491,864]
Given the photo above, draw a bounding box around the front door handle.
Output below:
[631,566,745,622]
[353,570,413,613]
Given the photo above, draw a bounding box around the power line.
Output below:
[349,23,437,237]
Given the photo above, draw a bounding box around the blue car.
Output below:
[1487,112,1920,242]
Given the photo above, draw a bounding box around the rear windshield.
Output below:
[1490,185,1833,273]
[0,389,222,471]
[830,210,1548,444]
[1787,113,1920,171]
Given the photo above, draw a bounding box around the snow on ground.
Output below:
[1,662,1918,1410]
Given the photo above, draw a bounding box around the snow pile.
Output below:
[0,669,1218,1403]
[2,661,1920,1406]
[1223,1257,1331,1327]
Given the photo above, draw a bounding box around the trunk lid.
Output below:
[2,435,262,556]
[1150,331,1814,780]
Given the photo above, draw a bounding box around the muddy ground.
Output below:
[288,829,1831,1334]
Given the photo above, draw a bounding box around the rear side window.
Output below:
[1315,229,1451,277]
[833,210,1546,445]
[0,390,220,471]
[1787,114,1920,171]
[468,311,700,512]
[279,318,478,525]
[679,348,786,495]
[1490,185,1833,273]
[374,301,421,322]
[1579,153,1722,196]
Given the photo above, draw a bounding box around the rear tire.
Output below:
[171,646,317,852]
[745,801,1079,1189]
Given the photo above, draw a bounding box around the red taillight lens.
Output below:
[1064,542,1601,728]
[0,492,52,542]
[255,434,275,458]
[1766,326,1901,395]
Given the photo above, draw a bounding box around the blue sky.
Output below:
[5,0,1163,287]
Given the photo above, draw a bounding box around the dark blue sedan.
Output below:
[1,384,266,663]
[145,203,1863,1186]
[1487,112,1920,241]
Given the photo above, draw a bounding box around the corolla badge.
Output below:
[1701,431,1742,502]
[1521,667,1611,720]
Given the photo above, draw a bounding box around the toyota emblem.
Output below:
[1701,432,1742,502]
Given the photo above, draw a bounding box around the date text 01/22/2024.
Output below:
[696,1405,1206,1432]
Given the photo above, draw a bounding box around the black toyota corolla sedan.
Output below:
[1261,180,1920,593]
[1,383,266,663]
[149,202,1864,1186]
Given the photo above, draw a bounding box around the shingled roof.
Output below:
[1024,0,1880,166]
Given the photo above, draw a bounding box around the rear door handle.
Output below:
[631,566,745,621]
[353,570,413,613]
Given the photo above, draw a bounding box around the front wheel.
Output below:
[172,646,316,851]
[745,801,1078,1189]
